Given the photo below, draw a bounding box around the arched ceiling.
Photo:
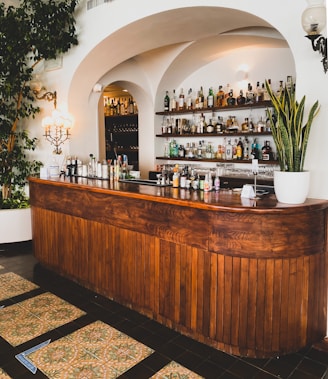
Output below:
[99,7,288,94]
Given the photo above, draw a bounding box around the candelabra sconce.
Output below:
[41,108,74,155]
[301,0,327,73]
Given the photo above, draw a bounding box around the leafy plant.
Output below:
[0,0,79,208]
[265,80,320,172]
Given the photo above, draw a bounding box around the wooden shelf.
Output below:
[156,156,278,164]
[155,101,272,115]
[156,131,272,138]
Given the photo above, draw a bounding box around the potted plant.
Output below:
[265,80,320,204]
[0,0,79,241]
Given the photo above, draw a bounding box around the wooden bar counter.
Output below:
[29,176,328,358]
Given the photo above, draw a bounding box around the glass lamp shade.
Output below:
[301,0,327,35]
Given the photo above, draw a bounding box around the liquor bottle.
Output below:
[207,87,214,108]
[216,85,225,107]
[178,144,185,158]
[246,83,255,104]
[206,118,214,133]
[237,90,246,105]
[164,91,170,111]
[178,88,185,110]
[262,140,273,160]
[187,88,193,110]
[243,137,249,160]
[225,139,233,160]
[276,80,284,98]
[241,117,249,132]
[250,138,260,159]
[255,81,262,102]
[116,99,121,115]
[263,79,271,101]
[170,89,177,111]
[172,164,180,188]
[232,139,238,160]
[129,97,134,114]
[227,89,236,106]
[222,84,230,107]
[198,86,204,108]
[236,137,244,160]
[110,99,115,116]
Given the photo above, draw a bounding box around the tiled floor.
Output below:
[0,241,327,379]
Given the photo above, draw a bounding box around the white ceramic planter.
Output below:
[0,208,32,244]
[274,170,310,204]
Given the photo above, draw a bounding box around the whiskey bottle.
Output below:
[261,140,273,160]
[237,90,246,105]
[227,89,236,106]
[216,85,225,107]
[236,137,244,160]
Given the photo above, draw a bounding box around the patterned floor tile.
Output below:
[150,361,205,378]
[28,320,154,379]
[0,292,86,346]
[0,369,12,379]
[0,272,38,301]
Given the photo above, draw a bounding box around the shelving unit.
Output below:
[105,114,139,169]
[155,100,275,165]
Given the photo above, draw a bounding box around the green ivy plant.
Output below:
[0,0,79,209]
[265,80,320,172]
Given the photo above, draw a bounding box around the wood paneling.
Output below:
[29,177,328,358]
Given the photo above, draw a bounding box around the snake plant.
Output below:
[265,80,320,172]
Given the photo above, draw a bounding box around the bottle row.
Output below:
[164,137,275,161]
[163,76,293,112]
[104,96,138,116]
[159,114,271,135]
[58,154,135,180]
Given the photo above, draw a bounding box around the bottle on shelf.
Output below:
[236,137,244,160]
[241,117,249,132]
[250,138,260,159]
[216,85,225,107]
[128,97,134,114]
[227,89,236,106]
[261,140,273,160]
[164,91,170,111]
[187,88,193,110]
[237,90,246,105]
[222,84,230,107]
[225,139,233,160]
[178,88,185,110]
[232,138,238,160]
[170,89,177,111]
[246,83,255,104]
[207,87,214,108]
[255,81,263,102]
[263,79,271,101]
[198,86,204,108]
[243,137,249,160]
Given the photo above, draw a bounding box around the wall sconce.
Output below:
[34,89,74,154]
[301,0,327,73]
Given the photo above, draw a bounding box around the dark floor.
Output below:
[0,241,327,379]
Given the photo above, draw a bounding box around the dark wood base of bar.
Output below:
[29,177,328,358]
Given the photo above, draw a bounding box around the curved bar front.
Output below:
[29,177,328,358]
